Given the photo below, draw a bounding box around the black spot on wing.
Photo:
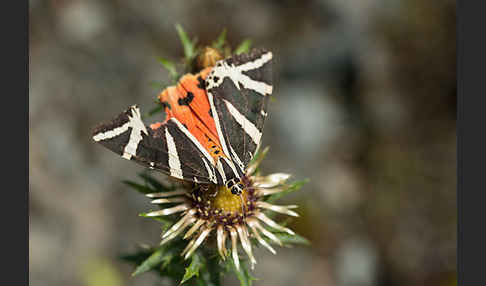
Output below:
[177,92,195,106]
[186,92,195,102]
[197,76,205,89]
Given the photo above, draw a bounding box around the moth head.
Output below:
[225,178,245,195]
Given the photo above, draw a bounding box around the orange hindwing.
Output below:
[151,67,225,163]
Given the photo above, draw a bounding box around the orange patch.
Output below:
[152,67,225,163]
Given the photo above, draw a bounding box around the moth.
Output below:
[92,49,273,195]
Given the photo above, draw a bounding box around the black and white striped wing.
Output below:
[92,105,222,184]
[205,49,273,174]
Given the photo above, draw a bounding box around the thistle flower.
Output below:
[120,27,308,284]
[144,147,300,271]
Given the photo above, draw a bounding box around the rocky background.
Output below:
[29,1,456,285]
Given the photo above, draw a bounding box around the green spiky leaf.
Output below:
[132,246,167,276]
[138,173,174,192]
[266,179,309,204]
[212,28,227,50]
[227,258,257,286]
[158,57,179,83]
[203,255,223,286]
[138,212,173,228]
[180,253,204,284]
[120,247,153,267]
[122,180,155,195]
[234,39,252,55]
[274,232,310,246]
[175,24,197,63]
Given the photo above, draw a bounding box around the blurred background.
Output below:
[29,0,456,285]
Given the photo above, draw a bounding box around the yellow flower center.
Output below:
[202,185,249,215]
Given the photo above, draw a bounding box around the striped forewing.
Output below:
[205,48,273,174]
[92,105,222,184]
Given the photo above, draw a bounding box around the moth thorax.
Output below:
[197,47,223,70]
